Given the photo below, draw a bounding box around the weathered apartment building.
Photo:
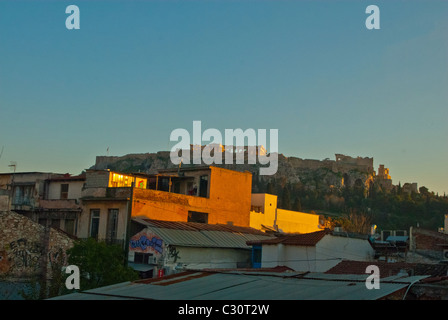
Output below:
[0,166,254,240]
[0,172,84,234]
[77,166,253,244]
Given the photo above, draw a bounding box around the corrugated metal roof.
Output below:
[135,218,269,236]
[132,218,275,249]
[50,270,428,300]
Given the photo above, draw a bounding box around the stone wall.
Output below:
[0,211,75,279]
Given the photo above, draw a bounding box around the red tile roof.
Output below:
[247,229,330,246]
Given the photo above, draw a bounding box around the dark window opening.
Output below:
[159,178,170,192]
[173,181,181,194]
[199,175,208,198]
[134,252,154,264]
[90,209,100,239]
[107,209,119,241]
[60,184,69,199]
[148,177,157,190]
[188,211,208,224]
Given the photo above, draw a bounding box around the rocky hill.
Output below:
[91,151,379,194]
[90,150,448,231]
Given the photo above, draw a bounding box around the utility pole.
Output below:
[7,161,16,211]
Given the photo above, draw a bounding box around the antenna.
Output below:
[178,158,183,175]
[7,161,17,211]
[8,161,17,172]
[0,146,4,161]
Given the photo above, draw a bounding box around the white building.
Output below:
[247,229,375,272]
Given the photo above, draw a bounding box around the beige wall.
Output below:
[47,181,84,200]
[78,200,129,241]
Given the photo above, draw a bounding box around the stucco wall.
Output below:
[168,246,251,270]
[78,201,129,241]
[250,193,322,234]
[132,167,252,227]
[260,235,375,272]
[47,181,84,200]
[276,209,322,234]
[250,194,277,230]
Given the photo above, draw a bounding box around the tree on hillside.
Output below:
[281,186,291,210]
[293,196,302,211]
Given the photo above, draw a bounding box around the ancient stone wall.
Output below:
[0,211,74,279]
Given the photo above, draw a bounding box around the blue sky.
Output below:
[0,0,447,194]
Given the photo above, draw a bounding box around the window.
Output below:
[199,175,208,197]
[13,185,33,205]
[13,186,22,205]
[90,209,100,239]
[106,209,119,241]
[60,184,69,199]
[159,177,170,192]
[187,211,208,224]
[134,252,153,264]
[110,173,134,188]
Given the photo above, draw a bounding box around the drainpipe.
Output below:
[274,207,278,231]
[124,186,134,267]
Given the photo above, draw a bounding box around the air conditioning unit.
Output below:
[442,249,448,262]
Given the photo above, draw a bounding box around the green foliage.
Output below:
[66,238,138,291]
[281,187,291,210]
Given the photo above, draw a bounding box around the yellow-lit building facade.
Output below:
[77,168,325,248]
[250,193,324,234]
[132,166,253,227]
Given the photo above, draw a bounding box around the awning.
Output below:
[128,263,154,272]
